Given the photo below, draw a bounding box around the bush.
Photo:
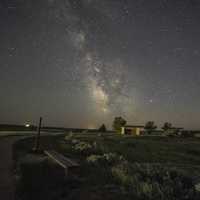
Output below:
[71,139,80,144]
[87,153,125,166]
[181,131,195,138]
[99,124,107,132]
[112,163,196,200]
[86,154,103,163]
[72,141,102,156]
[64,132,74,141]
[111,161,133,187]
[74,141,93,155]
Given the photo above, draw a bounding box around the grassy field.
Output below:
[13,132,200,200]
[0,124,37,131]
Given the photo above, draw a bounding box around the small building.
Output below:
[121,125,144,136]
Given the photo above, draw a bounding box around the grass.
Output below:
[0,124,37,131]
[13,132,200,200]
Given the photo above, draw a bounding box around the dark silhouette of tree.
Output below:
[99,124,107,132]
[162,122,172,132]
[144,121,157,134]
[112,117,126,133]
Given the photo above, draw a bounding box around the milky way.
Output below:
[0,0,200,129]
[50,0,137,123]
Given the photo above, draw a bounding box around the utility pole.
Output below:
[33,117,43,153]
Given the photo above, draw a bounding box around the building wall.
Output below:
[121,127,142,136]
[136,128,140,136]
[121,127,125,135]
[131,128,137,135]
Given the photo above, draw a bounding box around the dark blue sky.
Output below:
[0,0,200,129]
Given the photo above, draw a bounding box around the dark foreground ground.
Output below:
[0,137,20,200]
[13,133,200,200]
[0,131,63,200]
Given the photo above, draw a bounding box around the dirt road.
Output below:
[0,132,63,200]
[0,137,20,200]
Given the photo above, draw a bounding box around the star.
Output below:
[149,99,153,103]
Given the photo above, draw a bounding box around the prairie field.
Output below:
[13,132,200,200]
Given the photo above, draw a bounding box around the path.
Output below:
[0,136,20,200]
[0,131,64,200]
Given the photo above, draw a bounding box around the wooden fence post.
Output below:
[33,117,42,152]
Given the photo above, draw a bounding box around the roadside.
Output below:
[0,131,64,200]
[0,131,36,138]
[0,137,21,200]
[0,131,64,137]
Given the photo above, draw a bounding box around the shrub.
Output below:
[112,163,196,200]
[87,153,125,166]
[181,131,195,138]
[74,141,93,155]
[86,154,103,164]
[99,124,107,132]
[71,139,80,144]
[64,132,74,141]
[111,160,136,188]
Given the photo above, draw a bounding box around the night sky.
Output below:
[0,0,200,129]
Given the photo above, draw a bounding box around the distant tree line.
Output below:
[112,117,127,133]
[111,117,189,136]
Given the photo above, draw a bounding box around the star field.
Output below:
[0,0,200,129]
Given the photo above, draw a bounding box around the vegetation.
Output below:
[112,117,126,133]
[13,133,200,200]
[99,124,107,132]
[0,124,36,131]
[162,122,172,132]
[112,162,195,200]
[144,121,157,134]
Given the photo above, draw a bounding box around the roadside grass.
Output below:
[13,133,200,200]
[0,124,36,131]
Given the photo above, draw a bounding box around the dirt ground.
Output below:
[0,137,20,200]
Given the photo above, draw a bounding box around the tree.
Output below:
[144,121,157,134]
[99,124,107,132]
[112,117,126,133]
[162,122,172,132]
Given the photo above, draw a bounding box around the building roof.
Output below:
[169,127,184,130]
[123,125,144,128]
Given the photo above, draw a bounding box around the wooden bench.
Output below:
[44,150,79,175]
